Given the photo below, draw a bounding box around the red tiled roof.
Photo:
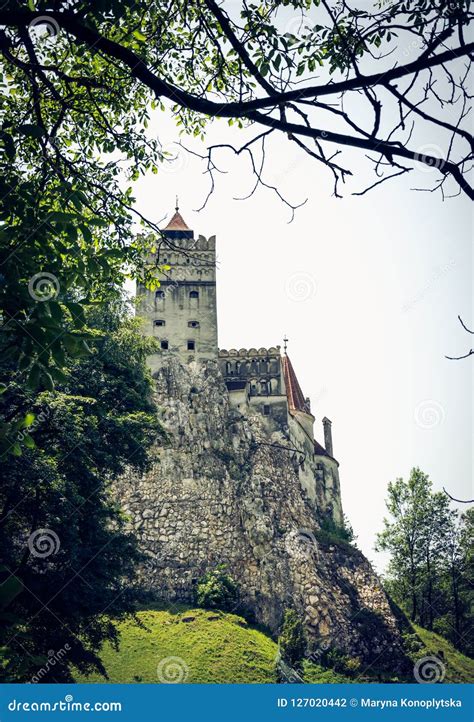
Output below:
[282,354,311,416]
[163,210,191,231]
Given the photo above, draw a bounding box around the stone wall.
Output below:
[115,357,407,672]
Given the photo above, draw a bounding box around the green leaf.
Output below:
[23,434,35,449]
[24,413,35,428]
[80,225,93,244]
[41,370,54,391]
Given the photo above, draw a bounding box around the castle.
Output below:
[136,206,343,526]
[118,206,406,669]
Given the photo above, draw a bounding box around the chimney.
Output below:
[322,417,333,457]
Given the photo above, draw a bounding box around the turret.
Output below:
[322,417,333,457]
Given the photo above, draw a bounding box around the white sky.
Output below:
[128,15,473,570]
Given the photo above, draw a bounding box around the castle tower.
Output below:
[136,205,218,371]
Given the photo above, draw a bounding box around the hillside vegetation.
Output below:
[74,607,278,684]
[74,606,473,684]
[409,625,474,684]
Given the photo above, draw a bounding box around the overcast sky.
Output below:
[129,41,472,572]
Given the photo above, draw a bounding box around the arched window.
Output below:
[235,361,241,375]
[189,290,199,309]
[225,361,232,375]
[260,379,268,395]
[155,290,165,310]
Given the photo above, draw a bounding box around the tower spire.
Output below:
[283,335,288,354]
[175,195,179,212]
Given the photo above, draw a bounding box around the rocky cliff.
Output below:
[116,358,408,673]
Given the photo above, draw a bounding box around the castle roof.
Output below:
[163,210,191,232]
[162,204,194,240]
[282,354,312,416]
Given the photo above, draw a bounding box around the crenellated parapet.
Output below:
[218,347,283,397]
[219,346,281,358]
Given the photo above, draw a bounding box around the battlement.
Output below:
[159,235,216,252]
[219,346,281,358]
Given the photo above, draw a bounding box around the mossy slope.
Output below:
[75,607,278,683]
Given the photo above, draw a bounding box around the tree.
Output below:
[0,299,164,682]
[0,1,472,199]
[279,608,307,668]
[195,565,239,612]
[1,1,472,450]
[376,468,473,655]
[376,468,433,622]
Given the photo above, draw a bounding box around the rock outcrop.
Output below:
[116,358,407,673]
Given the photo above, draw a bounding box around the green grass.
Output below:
[74,607,278,683]
[302,661,353,683]
[409,624,474,684]
[73,605,473,684]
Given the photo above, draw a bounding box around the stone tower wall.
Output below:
[137,235,218,371]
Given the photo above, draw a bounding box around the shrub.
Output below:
[320,514,356,543]
[196,565,239,611]
[279,609,307,668]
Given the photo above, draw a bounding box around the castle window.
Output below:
[189,290,199,309]
[235,361,241,375]
[263,404,271,416]
[154,320,165,327]
[260,379,269,395]
[188,320,200,328]
[187,340,195,351]
[225,361,232,375]
[161,340,169,350]
[155,290,165,310]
